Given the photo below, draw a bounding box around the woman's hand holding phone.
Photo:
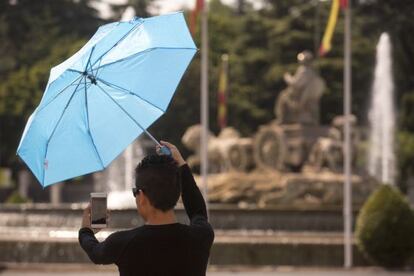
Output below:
[82,203,97,232]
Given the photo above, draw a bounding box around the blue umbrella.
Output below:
[17,12,197,187]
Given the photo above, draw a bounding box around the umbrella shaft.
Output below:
[143,129,161,146]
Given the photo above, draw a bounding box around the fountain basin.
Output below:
[0,226,371,266]
[0,203,360,231]
[2,203,414,266]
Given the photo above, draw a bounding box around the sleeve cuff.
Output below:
[179,163,191,174]
[79,227,94,235]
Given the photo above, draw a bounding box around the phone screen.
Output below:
[91,197,107,226]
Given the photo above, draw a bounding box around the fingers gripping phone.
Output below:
[90,193,107,228]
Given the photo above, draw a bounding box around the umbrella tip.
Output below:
[131,16,144,23]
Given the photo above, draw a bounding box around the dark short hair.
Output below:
[135,155,180,212]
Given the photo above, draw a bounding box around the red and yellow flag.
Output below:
[319,0,340,56]
[189,0,204,35]
[218,54,229,130]
[319,0,349,56]
[340,0,348,9]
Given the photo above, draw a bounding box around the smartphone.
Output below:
[90,192,107,228]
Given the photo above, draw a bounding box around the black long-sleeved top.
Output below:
[78,164,214,276]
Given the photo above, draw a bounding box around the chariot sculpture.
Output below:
[183,51,362,174]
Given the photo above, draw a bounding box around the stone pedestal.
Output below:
[199,170,378,207]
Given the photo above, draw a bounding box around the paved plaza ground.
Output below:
[0,265,413,276]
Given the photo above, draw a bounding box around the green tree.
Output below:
[356,185,414,267]
[0,0,102,167]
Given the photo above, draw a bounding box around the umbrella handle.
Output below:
[159,146,172,156]
[143,129,171,156]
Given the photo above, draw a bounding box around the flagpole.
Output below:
[343,0,353,268]
[200,0,209,212]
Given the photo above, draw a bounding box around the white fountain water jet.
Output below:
[107,141,145,209]
[368,33,396,185]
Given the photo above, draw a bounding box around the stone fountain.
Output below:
[183,50,377,208]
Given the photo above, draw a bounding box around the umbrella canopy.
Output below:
[17,12,197,187]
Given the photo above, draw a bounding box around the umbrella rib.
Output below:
[90,48,153,73]
[91,46,197,72]
[95,83,153,139]
[90,20,144,69]
[85,46,96,73]
[96,77,165,113]
[36,74,83,114]
[84,78,105,169]
[42,77,84,186]
[93,58,103,79]
[67,69,83,74]
[66,45,95,75]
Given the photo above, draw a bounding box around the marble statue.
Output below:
[275,50,326,125]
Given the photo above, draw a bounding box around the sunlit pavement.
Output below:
[0,265,413,276]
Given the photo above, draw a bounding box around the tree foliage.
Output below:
[356,185,414,267]
[0,0,102,167]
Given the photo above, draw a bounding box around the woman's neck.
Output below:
[145,209,177,225]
